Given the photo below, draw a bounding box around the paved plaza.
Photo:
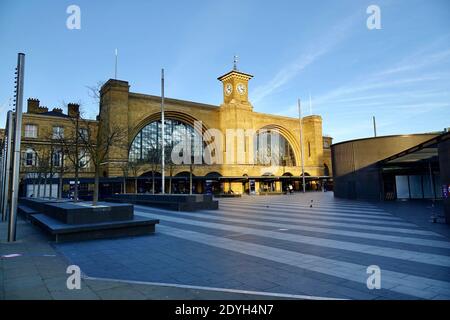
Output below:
[1,192,450,299]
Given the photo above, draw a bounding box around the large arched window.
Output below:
[254,129,296,166]
[129,119,203,163]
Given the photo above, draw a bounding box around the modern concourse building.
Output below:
[11,66,333,198]
[332,131,450,223]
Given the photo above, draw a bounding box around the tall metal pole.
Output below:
[0,145,5,218]
[114,49,118,79]
[373,116,377,137]
[309,93,312,115]
[2,112,13,222]
[298,99,306,193]
[0,129,8,217]
[161,68,165,194]
[8,53,25,242]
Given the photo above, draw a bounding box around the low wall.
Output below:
[108,194,219,211]
[20,198,134,225]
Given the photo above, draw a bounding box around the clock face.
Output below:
[225,83,233,95]
[237,83,246,95]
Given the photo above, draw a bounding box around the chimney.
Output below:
[27,98,40,113]
[52,107,63,114]
[68,103,80,118]
[37,105,49,113]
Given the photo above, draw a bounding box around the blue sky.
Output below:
[0,0,449,142]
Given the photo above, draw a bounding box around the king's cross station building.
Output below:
[2,65,333,199]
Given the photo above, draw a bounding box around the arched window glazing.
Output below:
[129,119,203,163]
[253,130,296,166]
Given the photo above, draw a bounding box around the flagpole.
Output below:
[114,49,118,79]
[298,99,306,193]
[309,93,312,115]
[161,68,165,194]
[373,115,377,137]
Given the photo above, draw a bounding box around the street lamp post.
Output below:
[1,112,13,223]
[0,139,5,220]
[9,53,25,242]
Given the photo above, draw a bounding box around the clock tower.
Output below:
[217,58,253,109]
[217,58,255,166]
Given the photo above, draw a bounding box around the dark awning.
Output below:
[380,131,449,165]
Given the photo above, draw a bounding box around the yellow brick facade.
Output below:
[98,68,332,193]
[11,68,332,195]
[19,102,97,180]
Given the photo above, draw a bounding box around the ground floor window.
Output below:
[395,174,441,199]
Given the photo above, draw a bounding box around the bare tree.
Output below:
[144,146,160,194]
[39,148,52,198]
[76,116,127,205]
[51,133,71,200]
[131,161,141,193]
[119,161,129,194]
[56,146,71,199]
[119,159,143,194]
[189,163,194,195]
[57,111,84,202]
[21,131,64,199]
[51,124,75,200]
[86,81,105,105]
[43,134,60,199]
[164,145,175,194]
[23,148,50,198]
[121,159,141,194]
[20,148,39,197]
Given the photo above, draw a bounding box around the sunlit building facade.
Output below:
[99,67,332,195]
[10,66,332,197]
